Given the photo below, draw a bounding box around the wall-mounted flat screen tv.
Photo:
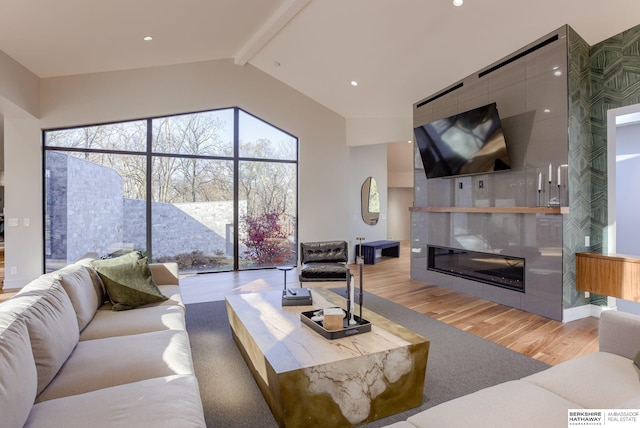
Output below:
[414,102,512,179]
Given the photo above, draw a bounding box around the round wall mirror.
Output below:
[361,176,380,225]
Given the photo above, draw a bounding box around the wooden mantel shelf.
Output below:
[409,206,569,214]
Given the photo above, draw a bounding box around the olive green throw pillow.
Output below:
[634,350,640,369]
[91,251,167,311]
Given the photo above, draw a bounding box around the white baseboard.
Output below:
[562,304,613,322]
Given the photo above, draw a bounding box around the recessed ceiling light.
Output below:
[408,140,413,144]
[453,0,463,6]
[143,36,153,41]
[351,81,358,86]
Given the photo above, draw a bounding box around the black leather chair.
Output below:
[299,241,349,282]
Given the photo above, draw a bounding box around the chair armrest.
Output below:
[149,262,179,286]
[599,310,640,359]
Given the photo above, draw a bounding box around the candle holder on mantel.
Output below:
[536,171,545,207]
[547,179,560,207]
[537,165,564,208]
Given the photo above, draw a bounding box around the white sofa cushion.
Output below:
[406,380,580,428]
[522,351,640,409]
[599,310,640,360]
[157,284,185,309]
[26,375,205,428]
[615,395,640,409]
[148,263,179,286]
[0,311,38,428]
[79,303,186,341]
[56,262,104,331]
[37,329,194,402]
[14,277,80,395]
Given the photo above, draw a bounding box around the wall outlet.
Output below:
[10,266,17,275]
[585,236,590,247]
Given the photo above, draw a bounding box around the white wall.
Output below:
[348,144,388,260]
[0,49,39,117]
[3,116,42,286]
[346,117,413,147]
[615,122,640,255]
[3,58,356,287]
[614,121,640,315]
[388,187,412,241]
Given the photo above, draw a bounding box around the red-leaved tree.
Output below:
[241,212,296,267]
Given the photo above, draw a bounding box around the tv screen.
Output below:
[414,103,512,179]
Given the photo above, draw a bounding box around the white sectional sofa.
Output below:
[387,309,640,428]
[0,255,205,428]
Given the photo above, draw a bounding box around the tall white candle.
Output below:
[349,276,355,305]
[349,276,356,324]
[548,163,552,183]
[538,172,542,191]
[557,166,561,186]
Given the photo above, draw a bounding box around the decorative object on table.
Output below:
[279,265,312,306]
[277,265,295,287]
[282,287,312,306]
[322,307,345,331]
[356,237,365,322]
[300,308,371,339]
[348,274,357,326]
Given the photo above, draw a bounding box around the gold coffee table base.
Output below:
[226,288,429,427]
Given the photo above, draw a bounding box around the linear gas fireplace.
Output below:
[428,246,525,292]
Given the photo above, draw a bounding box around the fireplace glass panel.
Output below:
[428,245,525,292]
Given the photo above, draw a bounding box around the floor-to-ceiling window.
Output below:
[43,108,298,274]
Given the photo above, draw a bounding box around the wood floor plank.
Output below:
[179,240,599,366]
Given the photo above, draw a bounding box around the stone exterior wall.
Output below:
[47,151,246,263]
[124,199,245,259]
[46,151,124,262]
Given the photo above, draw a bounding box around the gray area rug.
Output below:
[185,290,550,427]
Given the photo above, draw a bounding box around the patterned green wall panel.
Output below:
[565,26,592,309]
[588,24,640,308]
[590,24,640,248]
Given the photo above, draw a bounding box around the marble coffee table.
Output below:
[225,287,429,427]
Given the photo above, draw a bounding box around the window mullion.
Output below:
[146,118,153,259]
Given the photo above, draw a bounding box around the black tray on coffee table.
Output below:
[300,309,371,340]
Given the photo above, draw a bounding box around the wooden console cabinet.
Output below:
[576,252,640,301]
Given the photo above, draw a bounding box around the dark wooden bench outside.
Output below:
[356,240,400,265]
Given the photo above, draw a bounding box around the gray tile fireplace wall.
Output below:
[412,23,640,321]
[411,26,569,321]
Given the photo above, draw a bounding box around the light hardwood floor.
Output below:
[180,240,599,366]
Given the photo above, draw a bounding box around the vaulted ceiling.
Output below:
[0,0,638,171]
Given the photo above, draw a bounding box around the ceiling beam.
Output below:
[234,0,312,66]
